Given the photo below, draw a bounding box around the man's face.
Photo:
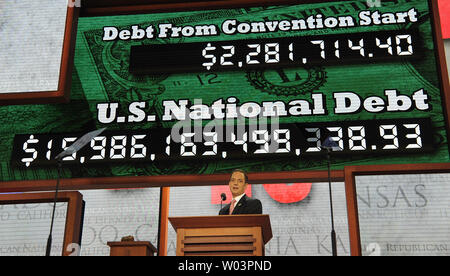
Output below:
[229,171,247,197]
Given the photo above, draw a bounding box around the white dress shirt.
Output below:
[232,193,245,206]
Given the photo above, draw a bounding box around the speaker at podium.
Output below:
[169,214,272,256]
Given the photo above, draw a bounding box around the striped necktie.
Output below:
[229,199,236,215]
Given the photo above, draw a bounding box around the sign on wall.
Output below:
[2,0,449,182]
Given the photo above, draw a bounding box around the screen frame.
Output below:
[344,162,450,256]
[0,0,79,105]
[0,0,443,188]
[0,191,84,256]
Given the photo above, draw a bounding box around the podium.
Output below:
[169,215,272,256]
[107,241,157,256]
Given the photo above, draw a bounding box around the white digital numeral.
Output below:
[165,135,171,156]
[326,127,344,150]
[130,135,147,158]
[404,124,422,149]
[62,137,77,161]
[376,37,393,55]
[334,40,340,58]
[181,133,196,156]
[348,126,366,150]
[306,128,321,152]
[288,43,294,61]
[348,38,365,56]
[231,132,248,153]
[253,130,270,154]
[273,129,291,153]
[203,132,218,156]
[220,45,235,66]
[380,125,399,149]
[46,140,53,160]
[396,34,413,56]
[311,40,325,59]
[90,136,106,160]
[264,43,280,63]
[110,135,127,159]
[246,44,261,64]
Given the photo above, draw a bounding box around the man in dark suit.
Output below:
[219,169,262,215]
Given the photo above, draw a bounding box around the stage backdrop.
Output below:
[1,176,449,256]
[0,0,448,182]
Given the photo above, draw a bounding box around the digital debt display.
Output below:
[4,0,449,181]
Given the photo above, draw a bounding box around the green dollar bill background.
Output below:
[0,0,448,182]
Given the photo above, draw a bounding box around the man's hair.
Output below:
[230,169,248,183]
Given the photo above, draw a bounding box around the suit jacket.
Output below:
[219,194,263,215]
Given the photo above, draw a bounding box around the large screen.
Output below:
[2,0,449,181]
[0,0,67,94]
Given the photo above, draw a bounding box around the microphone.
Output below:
[321,136,340,256]
[220,193,226,210]
[321,137,342,152]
